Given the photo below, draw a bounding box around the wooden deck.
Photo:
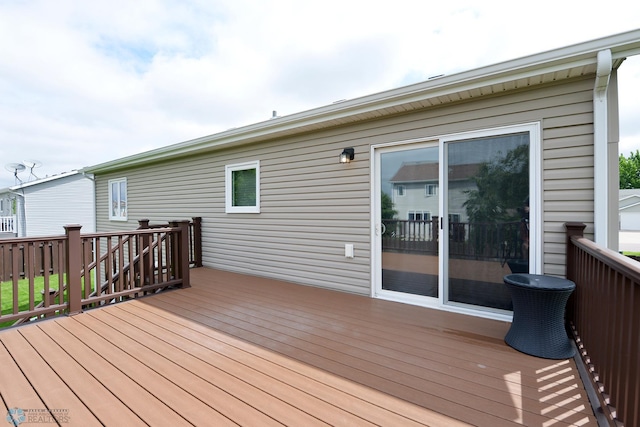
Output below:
[0,267,597,426]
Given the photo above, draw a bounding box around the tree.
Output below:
[463,144,529,223]
[620,150,640,189]
[381,192,397,219]
[462,144,529,261]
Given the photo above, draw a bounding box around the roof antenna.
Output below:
[22,159,42,181]
[5,162,26,185]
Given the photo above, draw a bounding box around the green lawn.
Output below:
[1,276,64,313]
[1,275,67,327]
[1,274,98,327]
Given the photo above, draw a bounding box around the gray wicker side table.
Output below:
[504,274,576,359]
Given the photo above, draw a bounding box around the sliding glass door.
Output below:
[444,132,529,311]
[374,124,536,316]
[375,143,440,304]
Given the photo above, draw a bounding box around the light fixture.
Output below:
[339,147,355,163]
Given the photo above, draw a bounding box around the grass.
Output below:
[1,275,64,314]
[1,273,100,328]
[0,275,65,328]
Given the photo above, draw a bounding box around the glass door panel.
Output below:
[445,133,529,311]
[379,146,439,299]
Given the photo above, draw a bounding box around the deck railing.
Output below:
[565,222,640,427]
[0,218,201,327]
[382,218,524,261]
[138,217,202,268]
[1,215,16,233]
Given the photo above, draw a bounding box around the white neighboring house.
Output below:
[0,171,95,238]
[389,162,481,223]
[619,189,640,231]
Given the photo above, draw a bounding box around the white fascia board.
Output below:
[8,170,83,191]
[85,29,640,174]
[620,201,640,211]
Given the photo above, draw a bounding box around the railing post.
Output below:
[170,220,191,288]
[565,222,586,277]
[564,222,586,327]
[192,217,202,267]
[432,217,439,251]
[64,224,83,316]
[138,219,151,285]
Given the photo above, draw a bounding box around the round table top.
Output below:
[504,273,576,291]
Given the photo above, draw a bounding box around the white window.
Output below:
[109,178,127,221]
[397,185,406,196]
[408,211,431,221]
[225,160,260,213]
[425,184,438,196]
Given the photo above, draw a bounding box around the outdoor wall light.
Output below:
[339,147,355,163]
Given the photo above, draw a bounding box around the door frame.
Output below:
[371,139,442,309]
[370,123,541,321]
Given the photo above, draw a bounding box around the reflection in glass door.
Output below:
[378,145,439,300]
[445,132,529,312]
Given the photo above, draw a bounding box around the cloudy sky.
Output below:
[1,0,639,188]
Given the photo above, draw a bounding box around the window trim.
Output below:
[225,160,260,214]
[408,210,432,221]
[425,184,438,196]
[108,177,128,221]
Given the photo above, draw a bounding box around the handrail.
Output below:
[0,215,16,233]
[565,222,640,427]
[381,218,524,261]
[1,218,200,327]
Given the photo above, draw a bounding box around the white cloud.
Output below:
[1,0,639,187]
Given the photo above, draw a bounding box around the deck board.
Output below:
[0,267,597,426]
[0,328,103,426]
[33,320,199,426]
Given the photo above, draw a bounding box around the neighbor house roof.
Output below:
[84,29,640,175]
[5,170,91,192]
[390,163,481,182]
[619,189,640,210]
[0,170,89,195]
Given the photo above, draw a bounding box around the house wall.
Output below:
[392,182,440,221]
[23,174,96,237]
[620,211,640,230]
[94,75,598,294]
[0,195,10,216]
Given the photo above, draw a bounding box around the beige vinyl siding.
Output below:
[95,75,598,293]
[95,139,373,295]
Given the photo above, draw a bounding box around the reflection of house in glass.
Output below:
[389,161,480,223]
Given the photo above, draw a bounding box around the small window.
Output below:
[109,178,127,221]
[425,184,438,196]
[226,161,260,213]
[409,211,431,221]
[397,185,406,196]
